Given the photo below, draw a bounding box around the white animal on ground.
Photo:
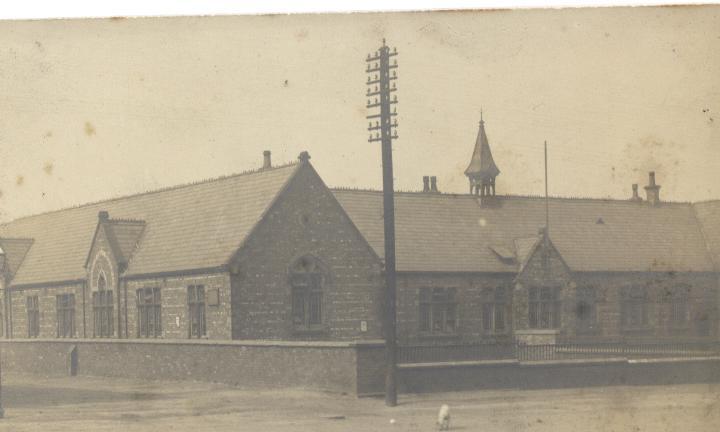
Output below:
[437,404,450,430]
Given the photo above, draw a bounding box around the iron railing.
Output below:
[398,342,516,363]
[398,340,720,364]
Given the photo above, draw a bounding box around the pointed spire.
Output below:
[465,115,500,196]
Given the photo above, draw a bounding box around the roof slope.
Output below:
[0,238,34,276]
[693,200,720,270]
[108,220,146,264]
[0,163,299,285]
[332,190,715,273]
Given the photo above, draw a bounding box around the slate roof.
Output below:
[0,238,34,276]
[693,200,720,270]
[331,190,716,273]
[0,163,300,286]
[108,220,147,265]
[464,120,500,181]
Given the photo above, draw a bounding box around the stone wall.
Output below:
[398,358,720,393]
[3,339,719,395]
[231,164,384,341]
[7,283,85,339]
[571,272,719,340]
[396,272,515,345]
[395,270,718,343]
[0,339,376,394]
[125,272,232,340]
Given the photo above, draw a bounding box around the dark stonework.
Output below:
[230,164,383,341]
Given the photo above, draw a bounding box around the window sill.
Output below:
[292,326,328,336]
[418,332,461,340]
[520,329,560,334]
[482,330,510,336]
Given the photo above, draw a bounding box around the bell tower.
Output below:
[464,112,500,197]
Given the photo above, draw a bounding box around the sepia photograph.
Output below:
[0,2,719,430]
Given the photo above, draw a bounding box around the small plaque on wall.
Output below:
[207,288,220,306]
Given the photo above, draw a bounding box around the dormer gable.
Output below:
[84,211,145,278]
[514,229,572,286]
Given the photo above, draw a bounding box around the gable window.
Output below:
[27,296,40,338]
[529,286,561,329]
[56,294,75,338]
[290,256,324,331]
[482,286,508,333]
[137,287,162,338]
[93,273,114,337]
[419,288,457,334]
[575,286,598,333]
[621,286,648,329]
[188,285,206,338]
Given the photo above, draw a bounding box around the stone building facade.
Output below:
[0,153,384,344]
[0,119,719,353]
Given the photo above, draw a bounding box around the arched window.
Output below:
[93,271,114,337]
[290,256,324,330]
[97,273,107,291]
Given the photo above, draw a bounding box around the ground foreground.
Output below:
[0,373,718,431]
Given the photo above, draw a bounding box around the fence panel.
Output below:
[399,340,720,364]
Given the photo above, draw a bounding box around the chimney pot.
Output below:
[422,176,430,192]
[263,150,272,169]
[430,176,438,192]
[630,184,642,202]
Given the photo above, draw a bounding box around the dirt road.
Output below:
[0,373,718,431]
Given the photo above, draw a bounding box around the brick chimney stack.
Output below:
[630,184,643,202]
[263,150,272,169]
[644,171,661,206]
[422,176,430,192]
[430,176,438,193]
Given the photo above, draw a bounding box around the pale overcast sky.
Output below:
[1,6,719,222]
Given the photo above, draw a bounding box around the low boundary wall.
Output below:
[2,340,719,396]
[398,357,720,393]
[0,339,385,395]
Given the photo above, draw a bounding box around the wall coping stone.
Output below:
[398,359,518,369]
[397,356,720,370]
[0,338,386,348]
[627,356,720,364]
[514,329,560,336]
[519,358,627,367]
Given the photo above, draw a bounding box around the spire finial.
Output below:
[382,38,386,47]
[480,108,483,124]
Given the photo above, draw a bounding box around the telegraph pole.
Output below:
[366,39,399,407]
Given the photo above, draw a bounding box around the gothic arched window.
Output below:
[97,273,107,291]
[290,256,324,330]
[93,271,114,337]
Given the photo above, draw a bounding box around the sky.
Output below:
[0,6,719,222]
